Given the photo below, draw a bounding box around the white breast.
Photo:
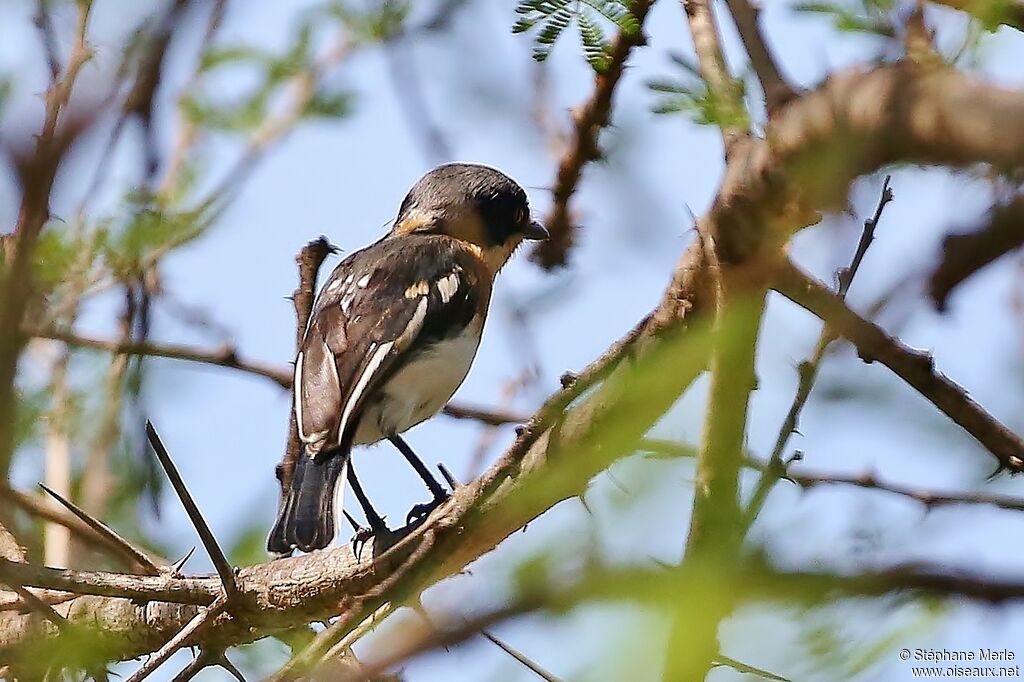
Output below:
[353,320,483,445]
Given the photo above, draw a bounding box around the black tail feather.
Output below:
[267,454,347,554]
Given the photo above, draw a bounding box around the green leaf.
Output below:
[302,88,355,120]
[103,205,213,276]
[581,0,640,34]
[327,0,411,43]
[646,55,749,128]
[180,87,270,133]
[793,1,896,37]
[578,10,612,72]
[513,0,635,72]
[199,45,269,72]
[32,227,80,291]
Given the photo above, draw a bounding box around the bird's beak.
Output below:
[521,220,549,241]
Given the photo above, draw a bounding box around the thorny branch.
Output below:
[743,176,894,528]
[668,4,757,677]
[773,258,1024,475]
[0,0,95,479]
[531,0,655,269]
[929,195,1024,310]
[277,237,336,502]
[27,325,520,426]
[724,0,796,114]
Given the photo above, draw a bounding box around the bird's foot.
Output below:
[344,509,392,561]
[406,492,451,526]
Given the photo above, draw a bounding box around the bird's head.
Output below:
[390,163,548,273]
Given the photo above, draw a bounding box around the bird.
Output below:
[268,163,547,554]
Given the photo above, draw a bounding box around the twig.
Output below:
[929,195,1024,310]
[838,176,894,296]
[38,484,161,575]
[383,36,452,163]
[723,0,796,114]
[788,467,1024,513]
[669,242,763,678]
[1,582,70,633]
[744,176,893,527]
[773,258,1024,475]
[482,630,562,682]
[440,403,526,426]
[145,422,236,599]
[354,603,538,681]
[713,653,790,682]
[0,0,95,478]
[683,0,748,149]
[169,648,245,682]
[33,1,61,85]
[29,326,292,388]
[531,0,655,269]
[277,237,336,502]
[124,594,229,682]
[33,322,526,429]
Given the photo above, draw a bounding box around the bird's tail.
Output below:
[267,453,348,554]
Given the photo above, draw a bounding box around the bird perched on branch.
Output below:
[268,163,547,554]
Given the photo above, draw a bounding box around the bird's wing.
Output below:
[293,236,485,460]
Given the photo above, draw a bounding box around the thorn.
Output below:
[481,629,562,682]
[342,509,362,534]
[986,463,1006,482]
[38,483,162,575]
[146,421,237,600]
[559,371,577,389]
[171,547,197,576]
[515,425,528,437]
[438,463,461,490]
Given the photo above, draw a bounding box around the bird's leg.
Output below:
[345,462,389,559]
[388,435,450,524]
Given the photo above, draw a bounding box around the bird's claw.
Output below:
[406,493,450,526]
[350,526,376,562]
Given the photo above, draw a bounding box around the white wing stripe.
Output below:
[336,341,393,447]
[294,352,307,441]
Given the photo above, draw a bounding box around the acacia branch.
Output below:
[723,0,796,114]
[773,258,1024,475]
[684,0,748,149]
[929,195,1024,310]
[788,466,1024,513]
[531,0,655,269]
[744,177,894,527]
[28,325,520,429]
[0,0,94,478]
[29,326,293,388]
